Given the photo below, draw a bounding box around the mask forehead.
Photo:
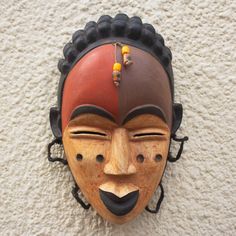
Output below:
[61,44,172,131]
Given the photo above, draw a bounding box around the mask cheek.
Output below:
[131,139,169,207]
[63,136,109,201]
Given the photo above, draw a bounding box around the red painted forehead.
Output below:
[61,44,172,131]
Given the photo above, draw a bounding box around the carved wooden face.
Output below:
[61,45,172,224]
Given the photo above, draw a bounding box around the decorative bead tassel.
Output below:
[112,62,122,86]
[122,45,132,66]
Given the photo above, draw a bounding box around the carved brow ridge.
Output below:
[70,104,166,125]
[122,105,167,125]
[70,105,115,122]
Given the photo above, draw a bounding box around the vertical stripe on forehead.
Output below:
[61,45,119,131]
[118,47,172,128]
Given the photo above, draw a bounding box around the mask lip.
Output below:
[99,189,139,216]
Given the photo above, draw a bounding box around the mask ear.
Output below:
[49,107,62,138]
[172,103,183,134]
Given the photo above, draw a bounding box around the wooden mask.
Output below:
[48,14,188,224]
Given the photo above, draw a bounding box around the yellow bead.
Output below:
[113,62,122,71]
[122,45,130,55]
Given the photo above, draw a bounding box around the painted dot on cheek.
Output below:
[155,154,162,162]
[96,154,104,163]
[76,153,83,161]
[136,154,144,163]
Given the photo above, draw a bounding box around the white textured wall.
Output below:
[1,0,235,235]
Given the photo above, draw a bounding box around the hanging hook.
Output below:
[145,183,164,214]
[47,138,68,165]
[168,134,189,162]
[71,183,91,210]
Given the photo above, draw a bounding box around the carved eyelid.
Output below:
[71,130,107,136]
[130,128,168,138]
[133,132,165,137]
[69,126,109,138]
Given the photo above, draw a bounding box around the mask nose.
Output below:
[104,128,137,175]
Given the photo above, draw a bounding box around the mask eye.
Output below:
[132,131,166,141]
[133,132,164,137]
[71,130,107,136]
[70,129,109,140]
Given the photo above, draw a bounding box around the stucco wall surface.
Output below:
[0,0,235,235]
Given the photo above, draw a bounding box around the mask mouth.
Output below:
[99,189,139,216]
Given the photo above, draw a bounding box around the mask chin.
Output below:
[49,107,62,139]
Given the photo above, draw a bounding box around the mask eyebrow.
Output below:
[70,105,115,122]
[122,105,167,125]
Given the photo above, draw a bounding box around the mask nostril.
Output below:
[76,153,83,161]
[155,154,162,162]
[96,154,104,163]
[136,154,144,163]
